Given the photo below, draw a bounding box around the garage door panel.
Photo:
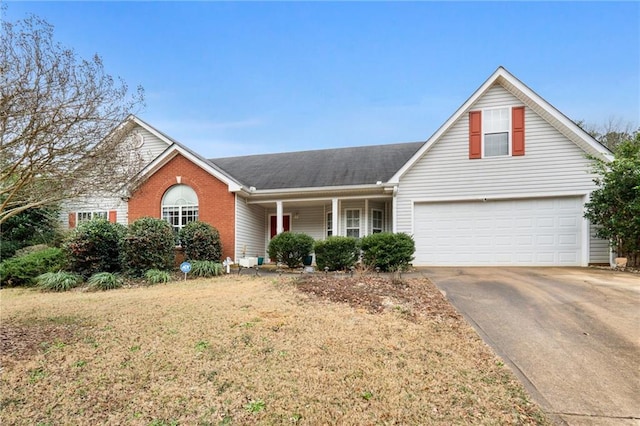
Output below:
[413,197,582,266]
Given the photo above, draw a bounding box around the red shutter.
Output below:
[108,210,117,223]
[469,111,482,159]
[512,106,525,156]
[68,212,76,229]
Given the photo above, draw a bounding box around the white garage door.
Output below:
[413,197,583,266]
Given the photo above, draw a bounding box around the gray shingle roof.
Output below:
[209,142,424,190]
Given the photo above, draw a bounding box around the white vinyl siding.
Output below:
[135,126,172,163]
[589,225,610,264]
[396,83,607,265]
[235,196,266,261]
[61,196,128,229]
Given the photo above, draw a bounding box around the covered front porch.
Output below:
[234,188,396,262]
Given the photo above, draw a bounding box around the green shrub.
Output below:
[87,272,123,291]
[190,260,223,277]
[179,221,222,261]
[267,232,314,269]
[37,271,82,292]
[0,247,66,287]
[63,219,126,278]
[145,269,172,285]
[0,205,62,259]
[360,232,415,272]
[122,217,175,277]
[314,236,360,271]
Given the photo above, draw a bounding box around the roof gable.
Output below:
[390,66,613,183]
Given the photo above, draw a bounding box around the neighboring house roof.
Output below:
[390,66,613,183]
[209,142,424,190]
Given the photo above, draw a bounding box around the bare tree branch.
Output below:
[0,14,145,224]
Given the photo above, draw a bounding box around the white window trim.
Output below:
[161,185,199,233]
[371,208,384,233]
[482,106,511,158]
[326,211,333,237]
[77,211,108,223]
[345,208,361,238]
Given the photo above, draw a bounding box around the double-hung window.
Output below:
[345,209,360,238]
[77,211,108,224]
[326,212,333,237]
[469,106,525,159]
[371,209,383,233]
[483,108,510,157]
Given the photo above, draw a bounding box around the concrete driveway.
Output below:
[420,267,640,426]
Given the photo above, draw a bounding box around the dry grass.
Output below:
[0,275,549,425]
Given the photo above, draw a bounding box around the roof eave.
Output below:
[388,66,613,184]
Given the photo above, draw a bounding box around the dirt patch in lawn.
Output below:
[0,275,549,425]
[296,274,460,321]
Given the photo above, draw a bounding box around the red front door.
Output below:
[270,215,291,239]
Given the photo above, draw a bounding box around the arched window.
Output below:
[161,184,199,233]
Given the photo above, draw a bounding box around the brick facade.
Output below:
[128,154,236,260]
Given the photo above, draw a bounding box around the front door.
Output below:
[270,215,291,239]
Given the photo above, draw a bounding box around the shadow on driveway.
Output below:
[421,267,640,426]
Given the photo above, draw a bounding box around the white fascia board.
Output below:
[389,67,612,184]
[248,183,383,196]
[128,115,178,147]
[409,190,591,204]
[133,145,242,192]
[497,71,613,162]
[389,67,506,184]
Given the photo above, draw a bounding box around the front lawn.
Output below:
[0,275,548,425]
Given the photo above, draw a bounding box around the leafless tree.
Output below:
[576,117,638,152]
[0,14,145,224]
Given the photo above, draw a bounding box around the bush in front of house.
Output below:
[268,232,315,269]
[190,260,224,277]
[179,221,223,261]
[122,217,176,277]
[314,236,360,271]
[0,247,67,287]
[63,219,126,278]
[145,269,172,285]
[87,272,124,291]
[36,271,83,292]
[360,232,415,272]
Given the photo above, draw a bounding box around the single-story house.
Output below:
[64,66,613,266]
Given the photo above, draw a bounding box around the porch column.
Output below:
[276,201,284,235]
[332,198,339,237]
[364,199,369,235]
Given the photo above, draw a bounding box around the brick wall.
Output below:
[128,154,236,260]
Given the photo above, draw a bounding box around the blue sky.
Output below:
[4,1,639,158]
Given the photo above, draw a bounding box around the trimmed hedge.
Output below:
[360,232,415,272]
[179,221,222,261]
[268,232,314,269]
[314,236,360,271]
[0,247,67,287]
[63,219,126,278]
[122,217,176,277]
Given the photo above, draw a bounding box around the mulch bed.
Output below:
[295,274,462,322]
